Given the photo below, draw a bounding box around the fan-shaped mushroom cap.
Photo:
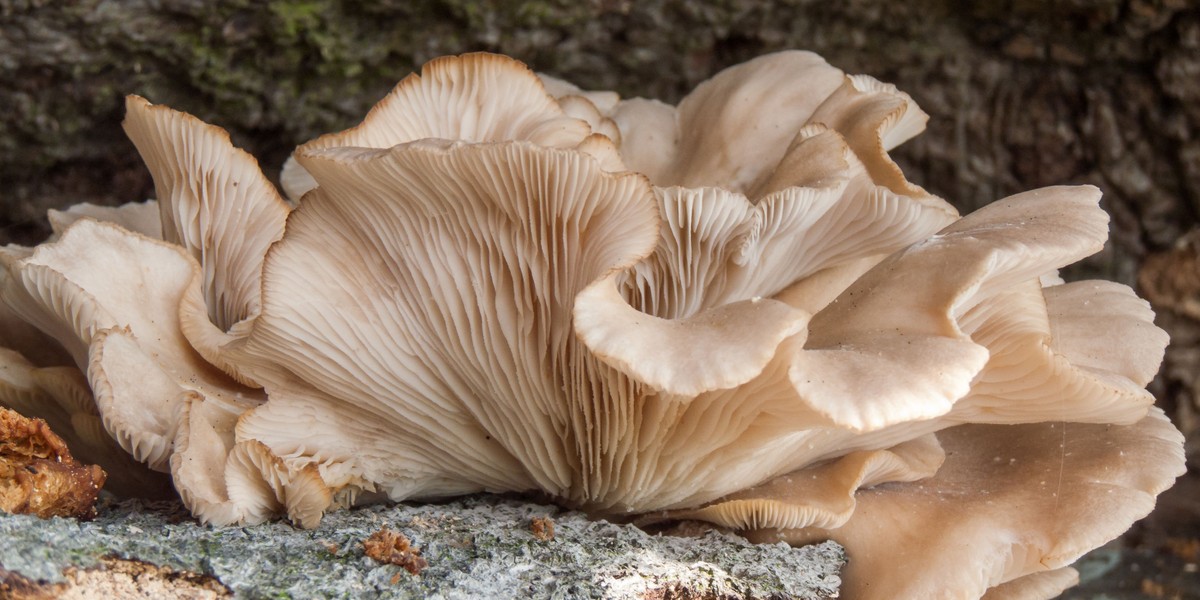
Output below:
[950,278,1165,425]
[748,410,1185,599]
[606,50,939,209]
[623,186,1172,543]
[791,186,1112,433]
[576,123,961,396]
[537,74,623,147]
[232,140,660,506]
[123,96,290,387]
[281,53,623,202]
[802,74,930,200]
[575,176,953,396]
[610,51,842,192]
[0,220,248,467]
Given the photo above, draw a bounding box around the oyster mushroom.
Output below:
[279,52,626,201]
[0,51,1182,600]
[745,411,1183,598]
[0,95,321,525]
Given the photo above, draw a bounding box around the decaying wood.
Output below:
[0,406,105,519]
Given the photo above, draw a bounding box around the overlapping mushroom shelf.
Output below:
[0,51,1184,599]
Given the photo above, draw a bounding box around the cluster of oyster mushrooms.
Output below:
[0,51,1186,598]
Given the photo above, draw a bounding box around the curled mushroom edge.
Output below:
[0,51,1184,600]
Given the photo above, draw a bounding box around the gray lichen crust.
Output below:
[0,495,843,599]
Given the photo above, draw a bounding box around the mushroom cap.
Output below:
[122,96,290,387]
[232,139,660,507]
[792,186,1111,433]
[281,53,622,201]
[0,219,250,465]
[610,51,844,193]
[171,392,331,527]
[628,184,1169,529]
[1,217,326,525]
[748,410,1184,599]
[949,278,1165,426]
[605,50,940,210]
[665,433,945,530]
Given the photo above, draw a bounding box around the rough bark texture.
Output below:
[1,0,1197,472]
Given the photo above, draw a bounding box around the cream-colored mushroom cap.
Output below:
[122,95,290,387]
[280,52,625,201]
[231,139,661,506]
[750,411,1184,599]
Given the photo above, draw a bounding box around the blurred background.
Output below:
[2,0,1198,596]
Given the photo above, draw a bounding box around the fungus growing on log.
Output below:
[0,51,1183,599]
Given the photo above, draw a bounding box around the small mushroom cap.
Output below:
[2,219,256,471]
[171,392,331,527]
[537,73,620,114]
[749,410,1185,599]
[8,216,315,523]
[792,185,1110,433]
[804,74,931,200]
[950,278,1166,426]
[605,50,942,212]
[610,51,845,193]
[283,53,619,201]
[123,96,290,386]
